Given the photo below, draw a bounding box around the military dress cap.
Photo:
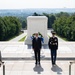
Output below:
[51,31,56,34]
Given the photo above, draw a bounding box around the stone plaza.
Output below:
[0,16,75,75]
[0,31,75,75]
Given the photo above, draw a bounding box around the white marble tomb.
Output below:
[25,16,48,45]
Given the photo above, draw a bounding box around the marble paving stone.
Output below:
[3,46,18,53]
[0,42,75,75]
[2,53,19,57]
[0,61,75,75]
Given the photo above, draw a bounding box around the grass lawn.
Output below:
[19,36,26,42]
[48,35,50,38]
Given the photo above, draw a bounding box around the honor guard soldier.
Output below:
[48,31,58,66]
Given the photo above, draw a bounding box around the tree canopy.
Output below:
[0,16,21,41]
[53,14,75,41]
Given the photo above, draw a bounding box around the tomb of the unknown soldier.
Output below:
[25,16,48,45]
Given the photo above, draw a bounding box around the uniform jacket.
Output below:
[48,37,58,50]
[32,37,42,50]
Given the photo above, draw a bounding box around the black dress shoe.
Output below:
[35,62,37,65]
[52,63,56,66]
[38,62,40,65]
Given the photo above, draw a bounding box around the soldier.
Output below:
[48,31,58,66]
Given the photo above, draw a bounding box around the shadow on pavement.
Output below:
[32,55,45,59]
[27,45,32,49]
[33,65,44,74]
[42,44,48,49]
[51,65,62,74]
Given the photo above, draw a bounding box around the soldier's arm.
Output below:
[48,38,51,49]
[56,38,58,49]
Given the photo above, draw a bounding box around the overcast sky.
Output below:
[0,0,75,9]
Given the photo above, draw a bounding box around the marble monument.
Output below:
[25,16,48,45]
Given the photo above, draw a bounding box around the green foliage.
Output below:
[53,14,75,41]
[22,20,27,29]
[33,12,42,16]
[18,17,27,29]
[0,16,21,41]
[43,13,56,28]
[55,12,70,18]
[0,17,5,40]
[33,12,39,16]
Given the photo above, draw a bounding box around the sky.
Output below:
[0,0,75,9]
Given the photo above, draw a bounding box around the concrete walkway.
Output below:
[0,61,74,75]
[0,42,75,75]
[9,30,27,42]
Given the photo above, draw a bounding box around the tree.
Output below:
[56,12,70,18]
[0,17,5,40]
[33,12,39,16]
[22,20,27,29]
[0,16,21,41]
[53,13,75,41]
[43,13,56,28]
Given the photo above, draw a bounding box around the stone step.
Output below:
[2,57,75,61]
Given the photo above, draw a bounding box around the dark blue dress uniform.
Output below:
[48,36,58,65]
[32,37,42,65]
